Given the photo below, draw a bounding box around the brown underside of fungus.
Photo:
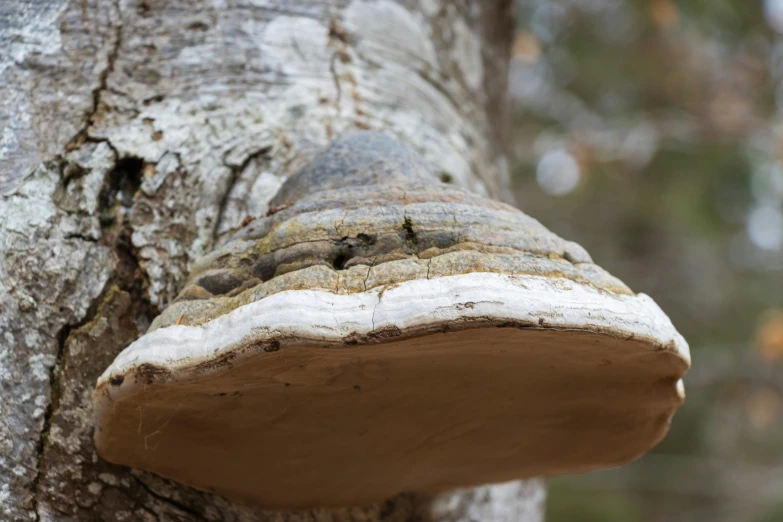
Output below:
[94,132,690,509]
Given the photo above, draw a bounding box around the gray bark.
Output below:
[0,0,545,520]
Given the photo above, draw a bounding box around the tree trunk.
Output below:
[0,0,545,520]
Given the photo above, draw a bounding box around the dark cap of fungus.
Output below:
[94,132,689,509]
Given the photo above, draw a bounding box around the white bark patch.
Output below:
[430,479,546,522]
[345,0,439,69]
[0,143,113,519]
[0,2,66,69]
[342,0,490,195]
[260,16,332,77]
[0,3,67,177]
[419,0,441,18]
[141,151,180,197]
[2,158,111,319]
[0,0,118,195]
[452,17,484,92]
[98,473,119,486]
[24,331,42,349]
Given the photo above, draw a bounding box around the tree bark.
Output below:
[0,0,545,520]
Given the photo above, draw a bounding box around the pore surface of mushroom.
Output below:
[94,132,689,509]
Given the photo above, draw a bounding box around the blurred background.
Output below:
[508,0,783,520]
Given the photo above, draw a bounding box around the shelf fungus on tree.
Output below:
[94,132,690,509]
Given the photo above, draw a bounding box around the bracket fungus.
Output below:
[94,132,689,509]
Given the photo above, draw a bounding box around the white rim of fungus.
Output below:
[97,272,689,400]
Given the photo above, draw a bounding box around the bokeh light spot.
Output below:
[765,0,783,33]
[747,204,783,251]
[536,149,580,196]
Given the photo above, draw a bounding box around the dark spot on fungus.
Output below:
[263,340,281,352]
[253,254,277,282]
[226,277,263,297]
[134,363,171,385]
[343,332,360,345]
[402,216,417,244]
[332,253,348,270]
[538,317,545,326]
[415,230,454,250]
[110,375,124,386]
[439,171,453,183]
[353,385,361,391]
[367,325,402,340]
[195,351,238,372]
[196,271,244,295]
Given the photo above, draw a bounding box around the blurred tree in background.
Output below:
[509,1,783,521]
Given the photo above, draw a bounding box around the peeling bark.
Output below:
[0,0,545,520]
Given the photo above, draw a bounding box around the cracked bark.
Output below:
[1,0,545,521]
